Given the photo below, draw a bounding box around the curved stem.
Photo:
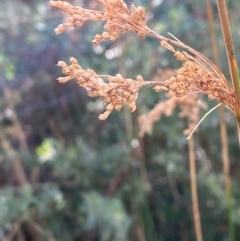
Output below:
[187,104,222,140]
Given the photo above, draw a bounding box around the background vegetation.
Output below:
[0,0,240,240]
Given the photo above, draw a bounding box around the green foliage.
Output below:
[82,192,131,241]
[0,186,32,226]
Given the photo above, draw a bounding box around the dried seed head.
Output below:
[138,92,207,137]
[50,0,148,44]
[56,58,150,119]
[162,60,235,112]
[51,0,236,132]
[161,40,175,52]
[174,51,187,61]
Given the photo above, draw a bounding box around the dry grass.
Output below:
[49,0,236,127]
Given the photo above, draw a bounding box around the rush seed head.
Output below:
[50,0,236,135]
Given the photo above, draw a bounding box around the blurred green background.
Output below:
[0,0,240,240]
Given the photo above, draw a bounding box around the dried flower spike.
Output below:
[50,0,149,45]
[57,57,158,120]
[50,0,236,134]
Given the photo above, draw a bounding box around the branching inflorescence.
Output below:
[57,58,155,120]
[49,0,235,135]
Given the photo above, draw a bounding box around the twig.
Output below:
[2,219,23,241]
[0,130,29,186]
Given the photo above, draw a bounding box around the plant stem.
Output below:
[188,137,203,241]
[215,1,238,240]
[205,0,230,190]
[205,1,234,239]
[216,0,240,125]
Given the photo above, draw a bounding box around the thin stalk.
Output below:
[205,0,234,239]
[188,137,203,241]
[187,104,222,140]
[216,0,240,126]
[216,2,238,238]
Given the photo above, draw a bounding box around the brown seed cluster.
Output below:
[50,0,236,128]
[138,92,207,137]
[164,61,235,112]
[57,57,147,120]
[160,41,235,112]
[49,0,148,45]
[49,1,105,34]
